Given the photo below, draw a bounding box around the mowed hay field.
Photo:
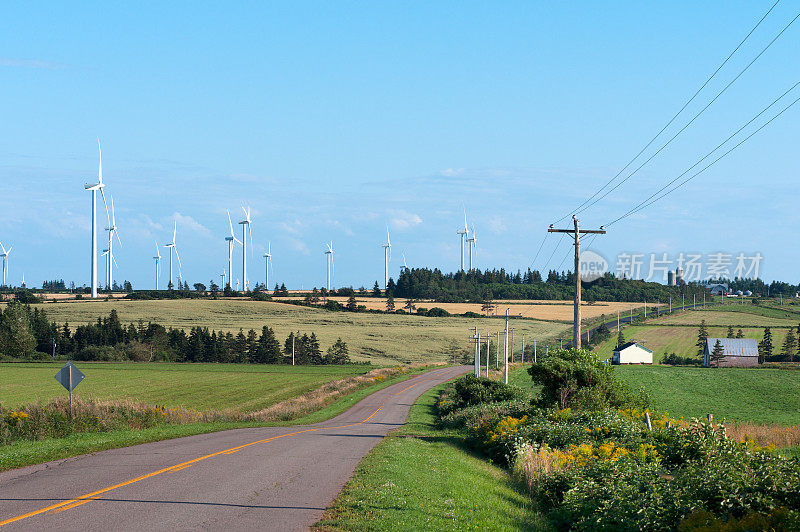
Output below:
[653,308,800,327]
[592,325,797,361]
[617,365,800,425]
[27,299,569,365]
[0,362,375,412]
[276,296,652,321]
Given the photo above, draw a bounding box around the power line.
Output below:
[608,91,800,226]
[570,8,800,219]
[608,78,800,225]
[553,0,784,224]
[526,232,549,271]
[541,233,567,273]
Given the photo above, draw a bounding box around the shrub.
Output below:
[425,307,450,317]
[528,348,649,411]
[436,374,527,416]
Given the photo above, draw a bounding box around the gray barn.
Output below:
[703,338,759,367]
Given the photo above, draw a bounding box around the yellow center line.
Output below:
[0,371,444,528]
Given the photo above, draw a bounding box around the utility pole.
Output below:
[473,327,479,377]
[486,333,490,377]
[549,216,605,349]
[496,331,499,370]
[504,309,509,384]
[533,337,537,363]
[510,329,514,362]
[669,295,672,314]
[617,309,620,331]
[521,333,525,363]
[292,335,295,366]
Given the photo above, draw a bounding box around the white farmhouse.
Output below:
[612,342,653,365]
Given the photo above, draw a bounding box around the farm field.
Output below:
[24,299,568,365]
[591,324,795,361]
[652,308,798,327]
[616,365,800,425]
[276,295,652,321]
[0,362,376,412]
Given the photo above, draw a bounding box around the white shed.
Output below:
[612,342,653,365]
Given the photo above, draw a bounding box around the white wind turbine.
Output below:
[263,242,273,290]
[0,242,12,287]
[104,195,122,290]
[163,220,182,289]
[324,242,334,291]
[456,211,468,271]
[467,224,476,270]
[381,226,391,289]
[152,241,161,290]
[84,140,110,298]
[219,270,226,290]
[238,206,252,291]
[226,210,242,290]
[401,252,408,274]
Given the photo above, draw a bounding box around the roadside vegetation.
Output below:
[0,365,430,472]
[315,384,546,531]
[430,350,800,529]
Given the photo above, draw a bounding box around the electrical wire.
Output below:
[552,0,784,224]
[570,8,800,220]
[527,232,549,271]
[607,78,800,225]
[541,233,568,274]
[608,91,800,226]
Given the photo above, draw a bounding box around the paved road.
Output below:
[0,365,470,531]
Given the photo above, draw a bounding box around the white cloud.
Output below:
[388,209,422,230]
[289,238,310,255]
[281,219,304,236]
[0,57,68,70]
[172,212,211,237]
[487,216,507,234]
[440,168,465,177]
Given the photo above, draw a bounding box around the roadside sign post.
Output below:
[54,361,85,418]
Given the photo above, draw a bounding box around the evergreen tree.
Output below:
[616,329,625,348]
[311,287,320,303]
[709,339,725,367]
[372,281,381,298]
[782,328,797,362]
[346,294,358,311]
[736,328,744,339]
[280,283,288,296]
[307,333,323,364]
[696,320,708,357]
[385,291,395,312]
[726,325,734,338]
[758,327,773,363]
[323,338,351,364]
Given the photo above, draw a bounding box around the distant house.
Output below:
[612,342,653,365]
[707,283,728,296]
[703,338,759,367]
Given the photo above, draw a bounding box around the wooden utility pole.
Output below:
[548,216,606,349]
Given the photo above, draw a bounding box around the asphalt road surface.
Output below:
[0,365,470,531]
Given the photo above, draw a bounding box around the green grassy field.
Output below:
[616,365,800,425]
[26,299,568,365]
[591,325,794,361]
[315,384,546,531]
[0,362,376,411]
[653,308,798,327]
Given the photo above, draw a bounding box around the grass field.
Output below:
[652,308,799,327]
[0,362,377,412]
[26,299,568,364]
[315,383,546,531]
[279,295,651,322]
[591,325,796,361]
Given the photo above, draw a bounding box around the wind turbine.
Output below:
[104,195,122,290]
[457,211,468,271]
[381,227,391,289]
[163,220,182,289]
[0,242,12,287]
[263,242,273,290]
[401,252,408,274]
[467,224,476,270]
[152,241,161,290]
[84,140,109,298]
[220,270,226,290]
[324,242,334,291]
[226,210,242,290]
[238,207,252,291]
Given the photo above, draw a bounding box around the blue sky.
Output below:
[1,1,799,290]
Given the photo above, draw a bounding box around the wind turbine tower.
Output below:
[401,252,408,274]
[456,212,468,271]
[238,207,252,291]
[324,242,334,291]
[152,242,161,290]
[467,225,476,270]
[0,242,12,287]
[263,242,273,290]
[104,195,121,290]
[164,221,182,289]
[382,227,391,289]
[84,140,109,298]
[226,210,242,289]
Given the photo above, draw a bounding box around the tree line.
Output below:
[0,302,352,365]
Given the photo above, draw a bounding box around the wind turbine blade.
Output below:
[112,253,119,269]
[115,228,122,247]
[0,242,5,254]
[97,138,103,184]
[99,188,110,226]
[249,223,254,257]
[175,247,183,270]
[155,241,161,259]
[227,209,235,237]
[111,195,116,226]
[172,220,177,244]
[5,246,11,256]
